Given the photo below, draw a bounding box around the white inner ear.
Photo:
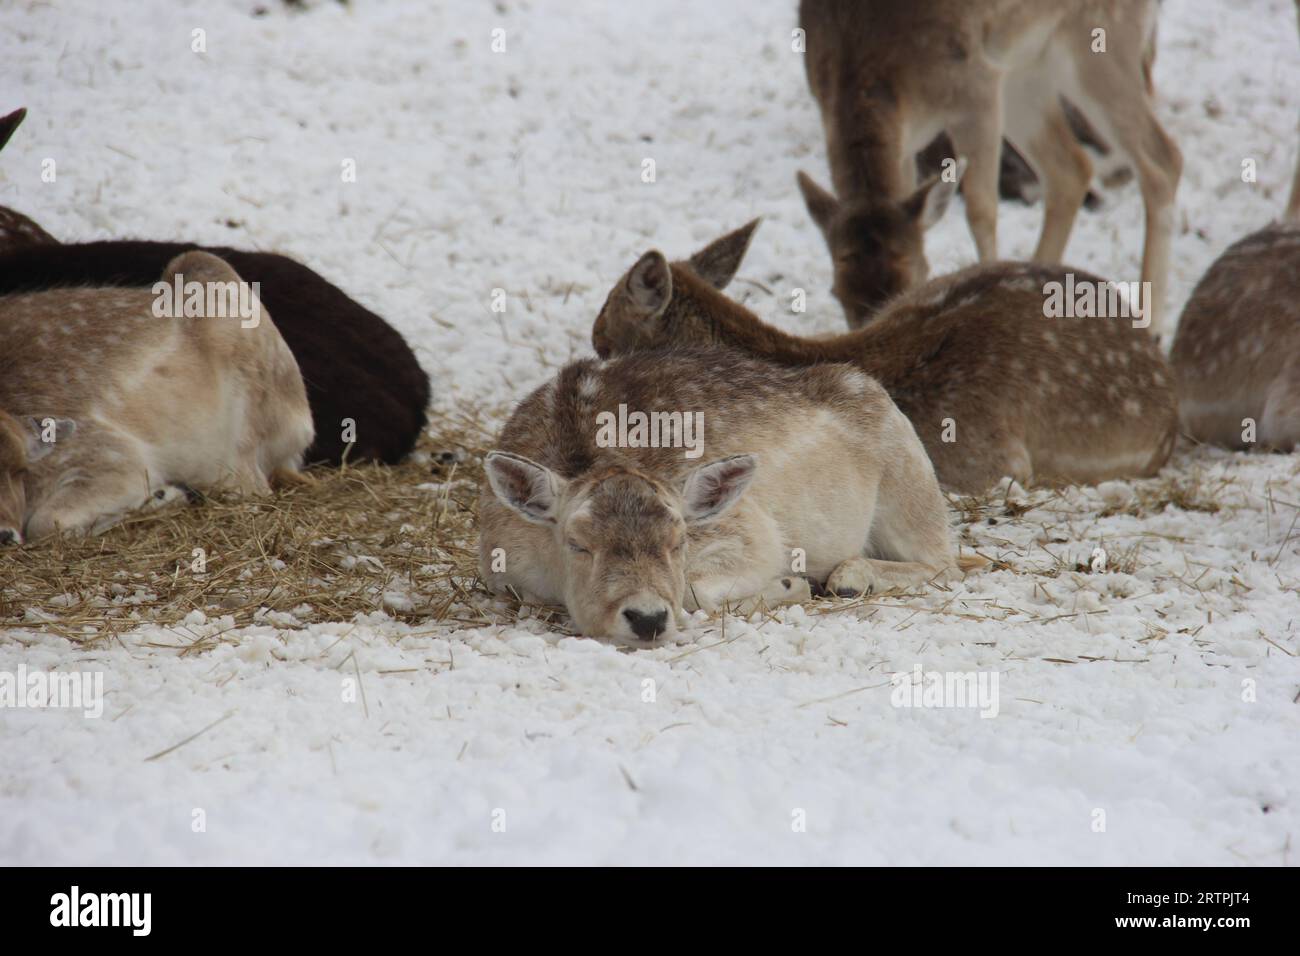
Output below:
[628,252,672,315]
[920,158,965,229]
[682,455,757,523]
[486,452,563,524]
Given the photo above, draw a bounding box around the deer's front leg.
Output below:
[682,506,806,615]
[26,465,166,540]
[826,556,950,597]
[946,88,1005,262]
[685,574,811,615]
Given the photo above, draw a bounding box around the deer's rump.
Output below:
[0,240,429,466]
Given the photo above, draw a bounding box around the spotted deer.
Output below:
[0,106,429,466]
[479,349,972,646]
[797,0,1180,335]
[593,221,1178,495]
[0,251,313,544]
[1171,178,1300,448]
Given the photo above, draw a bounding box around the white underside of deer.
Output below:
[0,251,314,542]
[478,350,964,646]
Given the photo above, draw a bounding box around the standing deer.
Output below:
[797,0,1180,335]
[0,251,313,544]
[479,349,969,645]
[593,221,1178,494]
[0,106,429,466]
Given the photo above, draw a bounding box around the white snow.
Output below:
[1,0,1299,865]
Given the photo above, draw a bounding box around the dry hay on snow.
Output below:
[0,406,499,646]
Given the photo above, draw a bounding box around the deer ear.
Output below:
[797,171,838,236]
[626,250,672,317]
[905,156,965,229]
[0,107,27,154]
[485,451,566,525]
[23,416,76,461]
[681,454,757,523]
[687,218,761,289]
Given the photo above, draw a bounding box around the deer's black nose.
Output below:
[622,607,668,641]
[0,528,20,546]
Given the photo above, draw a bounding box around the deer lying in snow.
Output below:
[798,0,1180,335]
[1171,173,1300,448]
[592,221,1178,495]
[0,106,429,466]
[479,349,969,645]
[0,251,313,544]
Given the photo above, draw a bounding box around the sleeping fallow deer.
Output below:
[0,251,313,544]
[478,349,974,646]
[593,221,1178,495]
[798,0,1180,336]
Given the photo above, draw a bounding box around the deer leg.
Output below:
[26,464,168,540]
[830,411,960,597]
[270,467,316,490]
[1004,86,1093,264]
[946,94,1006,262]
[685,574,811,615]
[1068,65,1181,339]
[827,556,949,597]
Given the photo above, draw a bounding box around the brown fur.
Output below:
[1171,5,1300,448]
[798,0,1180,335]
[594,222,1178,494]
[1171,223,1300,449]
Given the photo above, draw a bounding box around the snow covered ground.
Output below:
[2,0,1299,865]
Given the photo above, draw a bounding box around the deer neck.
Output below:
[824,82,906,200]
[670,266,886,369]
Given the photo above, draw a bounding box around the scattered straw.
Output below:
[0,430,1281,646]
[0,405,498,645]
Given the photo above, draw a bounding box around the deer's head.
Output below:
[797,161,964,329]
[485,451,757,645]
[593,219,760,359]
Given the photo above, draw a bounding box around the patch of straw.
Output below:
[0,405,504,646]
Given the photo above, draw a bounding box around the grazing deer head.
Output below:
[797,164,963,329]
[485,451,756,644]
